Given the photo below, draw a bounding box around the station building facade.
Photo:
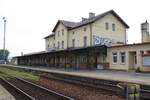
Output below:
[12,10,150,71]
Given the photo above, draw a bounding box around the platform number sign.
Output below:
[93,35,112,47]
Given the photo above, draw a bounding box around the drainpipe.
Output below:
[90,24,92,46]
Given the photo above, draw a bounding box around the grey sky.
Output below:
[0,0,150,57]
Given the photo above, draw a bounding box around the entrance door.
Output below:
[129,51,136,70]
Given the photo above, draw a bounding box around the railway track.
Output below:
[0,77,74,100]
[141,85,150,100]
[0,78,34,100]
[41,73,150,100]
[41,73,124,96]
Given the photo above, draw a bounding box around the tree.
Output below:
[0,49,10,61]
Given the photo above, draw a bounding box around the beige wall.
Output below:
[45,23,68,51]
[45,36,55,51]
[45,13,127,51]
[92,13,126,45]
[68,25,91,48]
[142,33,150,43]
[107,44,150,71]
[54,23,68,50]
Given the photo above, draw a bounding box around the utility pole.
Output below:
[3,17,6,64]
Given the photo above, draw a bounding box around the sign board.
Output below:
[93,35,112,47]
[143,56,150,66]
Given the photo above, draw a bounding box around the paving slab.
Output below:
[0,84,15,100]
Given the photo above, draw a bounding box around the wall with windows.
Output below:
[68,24,91,48]
[107,43,150,70]
[54,23,68,50]
[45,35,55,51]
[45,12,128,51]
[92,13,127,45]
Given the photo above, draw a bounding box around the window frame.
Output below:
[58,31,60,37]
[62,41,64,49]
[72,39,75,48]
[53,43,55,48]
[105,22,109,30]
[62,29,64,36]
[72,31,75,35]
[57,41,60,49]
[112,23,115,31]
[83,36,87,47]
[120,52,126,64]
[112,52,117,64]
[84,27,86,32]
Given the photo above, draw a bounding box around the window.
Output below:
[105,22,109,30]
[112,23,115,31]
[120,52,125,64]
[112,52,117,64]
[58,31,60,37]
[72,31,75,35]
[62,29,64,35]
[53,43,55,48]
[83,36,87,47]
[134,55,137,64]
[62,41,64,49]
[72,39,75,47]
[57,42,60,49]
[84,27,86,31]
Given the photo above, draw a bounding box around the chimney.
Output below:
[82,17,87,22]
[89,12,95,18]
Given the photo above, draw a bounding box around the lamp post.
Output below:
[3,17,6,64]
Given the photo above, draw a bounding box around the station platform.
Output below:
[2,64,150,86]
[0,84,15,100]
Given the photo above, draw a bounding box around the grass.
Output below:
[0,67,39,81]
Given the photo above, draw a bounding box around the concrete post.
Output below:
[126,84,140,100]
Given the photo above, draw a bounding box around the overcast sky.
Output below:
[0,0,150,57]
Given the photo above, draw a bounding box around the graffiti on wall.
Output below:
[93,35,112,47]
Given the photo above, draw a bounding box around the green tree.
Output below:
[0,49,10,61]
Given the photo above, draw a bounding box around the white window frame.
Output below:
[112,52,117,64]
[120,52,126,64]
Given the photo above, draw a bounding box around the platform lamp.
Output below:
[3,17,6,64]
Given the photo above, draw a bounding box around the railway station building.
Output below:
[12,10,150,72]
